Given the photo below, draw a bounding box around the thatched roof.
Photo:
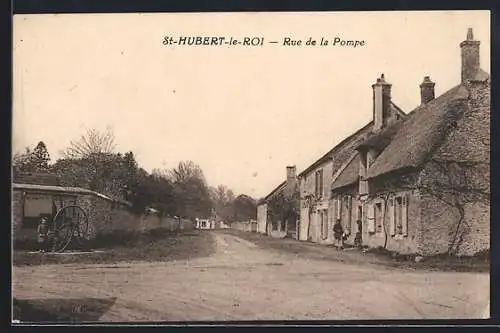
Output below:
[356,119,406,151]
[298,102,405,179]
[365,84,471,179]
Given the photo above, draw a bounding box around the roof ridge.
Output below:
[298,121,373,177]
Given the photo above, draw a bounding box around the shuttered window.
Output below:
[367,203,375,233]
[344,196,352,234]
[375,201,384,233]
[389,198,396,236]
[336,196,341,220]
[402,195,408,236]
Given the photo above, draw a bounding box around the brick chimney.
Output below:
[285,165,297,197]
[419,76,435,105]
[286,165,296,180]
[372,73,392,131]
[460,28,480,83]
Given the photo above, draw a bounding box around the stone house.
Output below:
[256,166,299,238]
[330,29,490,256]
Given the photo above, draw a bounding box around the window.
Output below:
[343,196,352,234]
[395,197,403,235]
[315,169,324,198]
[367,203,375,233]
[389,195,409,237]
[22,193,54,229]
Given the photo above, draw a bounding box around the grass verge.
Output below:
[13,229,216,267]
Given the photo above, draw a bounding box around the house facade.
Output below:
[298,82,405,244]
[331,29,490,256]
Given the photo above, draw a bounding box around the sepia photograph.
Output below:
[11,10,490,323]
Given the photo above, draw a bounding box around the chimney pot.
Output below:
[467,27,473,40]
[286,165,296,179]
[460,28,480,82]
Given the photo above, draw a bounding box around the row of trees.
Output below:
[13,128,257,222]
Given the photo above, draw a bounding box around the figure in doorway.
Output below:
[354,219,363,248]
[333,219,344,250]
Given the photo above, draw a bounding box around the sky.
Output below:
[12,11,490,198]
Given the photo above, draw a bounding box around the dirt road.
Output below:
[12,231,489,321]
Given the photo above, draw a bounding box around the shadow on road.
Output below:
[13,297,118,323]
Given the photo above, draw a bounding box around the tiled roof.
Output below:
[263,180,287,201]
[13,172,60,186]
[331,153,360,190]
[12,183,132,207]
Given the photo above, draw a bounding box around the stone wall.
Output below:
[416,79,490,256]
[231,220,258,233]
[12,188,194,246]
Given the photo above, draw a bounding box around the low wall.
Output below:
[231,221,257,233]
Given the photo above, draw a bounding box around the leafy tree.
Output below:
[13,147,34,173]
[232,194,257,222]
[209,184,236,222]
[267,187,300,233]
[12,141,51,173]
[168,161,212,220]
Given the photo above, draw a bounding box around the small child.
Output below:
[37,217,49,252]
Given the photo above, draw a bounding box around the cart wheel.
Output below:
[51,205,89,252]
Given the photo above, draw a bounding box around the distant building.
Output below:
[195,218,215,230]
[256,166,299,238]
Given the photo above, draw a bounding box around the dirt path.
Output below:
[12,231,489,321]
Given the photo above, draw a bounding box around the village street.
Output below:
[13,231,489,321]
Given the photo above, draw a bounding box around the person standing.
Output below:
[354,219,363,247]
[37,217,49,252]
[333,219,344,250]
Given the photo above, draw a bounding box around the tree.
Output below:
[60,127,117,192]
[267,189,300,234]
[12,141,51,173]
[31,141,51,171]
[62,127,116,160]
[168,161,212,220]
[13,147,33,172]
[209,184,237,222]
[232,194,257,221]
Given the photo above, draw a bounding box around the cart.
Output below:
[49,205,90,252]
